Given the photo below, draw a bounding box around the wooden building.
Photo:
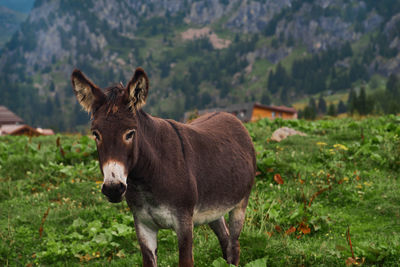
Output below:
[184,102,297,123]
[0,106,54,136]
[0,105,23,126]
[250,103,298,121]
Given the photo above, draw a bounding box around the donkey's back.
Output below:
[181,112,256,215]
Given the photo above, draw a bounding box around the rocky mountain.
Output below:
[0,0,400,131]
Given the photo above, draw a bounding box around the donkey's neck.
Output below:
[130,110,164,182]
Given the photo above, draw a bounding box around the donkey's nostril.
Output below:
[118,182,126,194]
[101,182,126,203]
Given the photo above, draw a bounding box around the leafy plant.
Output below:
[1,116,400,266]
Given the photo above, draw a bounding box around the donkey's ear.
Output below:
[71,69,105,113]
[126,67,149,111]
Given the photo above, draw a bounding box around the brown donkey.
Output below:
[71,68,256,267]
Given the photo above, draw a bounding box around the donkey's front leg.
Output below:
[135,220,158,267]
[176,219,194,267]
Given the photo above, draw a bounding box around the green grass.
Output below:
[1,116,400,266]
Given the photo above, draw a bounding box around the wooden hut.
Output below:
[0,106,54,136]
[184,102,297,123]
[0,105,23,126]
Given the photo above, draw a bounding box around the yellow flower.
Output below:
[333,144,348,151]
[363,181,373,187]
[343,177,349,181]
[356,184,362,189]
[316,142,328,146]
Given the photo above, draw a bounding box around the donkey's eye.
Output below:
[92,131,100,141]
[125,130,135,141]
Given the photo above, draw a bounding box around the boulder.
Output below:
[271,127,307,142]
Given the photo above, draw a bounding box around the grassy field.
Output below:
[1,116,399,266]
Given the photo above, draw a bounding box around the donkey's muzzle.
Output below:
[101,182,126,203]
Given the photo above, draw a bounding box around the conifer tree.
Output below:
[267,69,278,94]
[386,74,399,98]
[303,97,317,120]
[317,95,327,114]
[261,91,271,105]
[337,100,347,114]
[347,88,357,115]
[357,87,367,115]
[327,103,337,116]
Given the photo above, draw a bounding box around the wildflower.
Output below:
[316,142,328,146]
[363,181,372,187]
[343,177,349,181]
[356,184,362,189]
[333,144,348,151]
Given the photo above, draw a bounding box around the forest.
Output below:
[0,0,400,130]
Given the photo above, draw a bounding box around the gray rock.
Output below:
[226,0,292,33]
[271,127,307,142]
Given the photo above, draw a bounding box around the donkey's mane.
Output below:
[103,84,127,115]
[105,84,125,103]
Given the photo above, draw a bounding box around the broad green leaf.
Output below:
[72,218,86,229]
[212,257,234,267]
[92,233,111,245]
[245,257,267,267]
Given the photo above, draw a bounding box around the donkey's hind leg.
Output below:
[209,217,230,260]
[227,198,248,266]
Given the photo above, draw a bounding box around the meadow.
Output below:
[0,116,399,266]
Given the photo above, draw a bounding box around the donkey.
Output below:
[71,67,256,267]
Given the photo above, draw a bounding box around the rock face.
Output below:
[226,0,292,33]
[1,0,395,83]
[187,0,226,25]
[0,0,399,129]
[271,127,307,142]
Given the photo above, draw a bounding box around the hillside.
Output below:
[1,116,399,265]
[0,0,400,130]
[0,6,27,48]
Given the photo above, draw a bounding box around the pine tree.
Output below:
[309,97,317,112]
[337,100,347,114]
[261,91,271,105]
[267,70,278,94]
[348,88,357,115]
[385,74,400,113]
[357,87,367,115]
[386,74,399,97]
[317,95,327,114]
[327,103,337,116]
[340,42,353,58]
[280,88,288,105]
[304,97,317,120]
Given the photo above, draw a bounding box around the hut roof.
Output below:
[0,124,39,136]
[0,125,55,136]
[0,106,23,125]
[184,102,297,122]
[253,103,297,114]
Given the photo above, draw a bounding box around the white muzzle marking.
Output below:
[102,160,127,186]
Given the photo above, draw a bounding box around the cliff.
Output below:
[0,0,399,130]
